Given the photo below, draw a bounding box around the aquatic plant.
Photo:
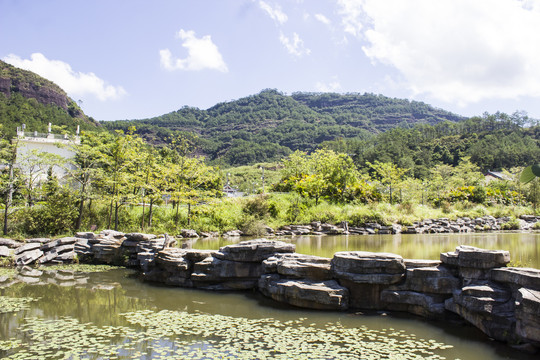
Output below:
[0,309,454,359]
[0,296,37,313]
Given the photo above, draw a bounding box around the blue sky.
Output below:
[2,0,540,121]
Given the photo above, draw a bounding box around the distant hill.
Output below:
[0,60,100,136]
[104,89,466,165]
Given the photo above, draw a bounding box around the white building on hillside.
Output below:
[15,123,80,183]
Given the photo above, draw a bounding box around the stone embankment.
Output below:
[272,215,540,236]
[1,229,539,352]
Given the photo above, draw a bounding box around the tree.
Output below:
[279,149,360,204]
[367,161,409,203]
[63,131,109,230]
[0,128,18,235]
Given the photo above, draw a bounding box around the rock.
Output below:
[14,242,41,255]
[99,230,125,239]
[331,251,405,284]
[40,237,76,252]
[455,245,510,269]
[183,249,216,263]
[338,280,386,309]
[263,253,332,280]
[154,248,190,272]
[181,229,199,238]
[15,248,43,265]
[515,288,540,343]
[490,267,540,291]
[258,274,349,310]
[27,238,50,244]
[75,232,95,239]
[380,290,447,318]
[445,297,516,343]
[191,256,264,286]
[125,233,157,242]
[214,239,295,263]
[404,259,441,268]
[440,251,459,267]
[445,279,516,342]
[55,251,75,262]
[200,231,219,238]
[0,238,22,248]
[0,245,10,257]
[223,230,243,237]
[400,266,460,295]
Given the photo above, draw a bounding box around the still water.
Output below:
[0,232,538,359]
[189,231,540,268]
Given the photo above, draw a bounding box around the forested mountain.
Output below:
[104,89,465,165]
[321,112,540,177]
[0,60,100,136]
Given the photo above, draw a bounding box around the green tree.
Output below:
[367,161,409,203]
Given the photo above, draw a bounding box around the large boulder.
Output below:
[263,253,332,280]
[191,256,264,290]
[401,266,460,295]
[380,290,447,318]
[214,239,295,262]
[258,274,349,310]
[491,267,540,291]
[15,248,43,266]
[515,288,540,344]
[445,280,516,342]
[0,245,10,257]
[0,238,22,248]
[331,251,405,284]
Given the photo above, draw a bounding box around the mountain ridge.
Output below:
[0,59,100,136]
[103,89,466,165]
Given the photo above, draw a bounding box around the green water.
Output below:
[0,232,538,359]
[188,232,540,268]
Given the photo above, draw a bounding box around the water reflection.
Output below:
[190,232,540,267]
[0,268,537,360]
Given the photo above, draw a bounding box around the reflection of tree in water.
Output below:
[0,268,149,331]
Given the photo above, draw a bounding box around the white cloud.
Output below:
[314,13,331,25]
[2,53,126,101]
[279,32,311,57]
[336,0,365,37]
[336,0,540,105]
[160,29,228,73]
[315,79,341,92]
[258,1,288,24]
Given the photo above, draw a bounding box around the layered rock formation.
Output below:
[1,230,539,352]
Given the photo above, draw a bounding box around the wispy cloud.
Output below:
[258,1,288,24]
[314,13,331,25]
[160,29,228,72]
[3,53,126,101]
[315,79,341,92]
[279,32,311,57]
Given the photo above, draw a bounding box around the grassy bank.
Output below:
[4,193,534,238]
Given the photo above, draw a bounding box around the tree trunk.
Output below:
[114,201,120,231]
[141,196,145,231]
[187,203,191,226]
[148,199,154,228]
[75,182,86,230]
[3,163,13,235]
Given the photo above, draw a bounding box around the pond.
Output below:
[0,232,538,359]
[183,231,540,268]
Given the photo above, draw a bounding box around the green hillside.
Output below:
[104,89,465,165]
[0,60,100,136]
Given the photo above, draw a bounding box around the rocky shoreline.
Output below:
[1,228,539,353]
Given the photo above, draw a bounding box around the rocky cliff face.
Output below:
[0,59,82,117]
